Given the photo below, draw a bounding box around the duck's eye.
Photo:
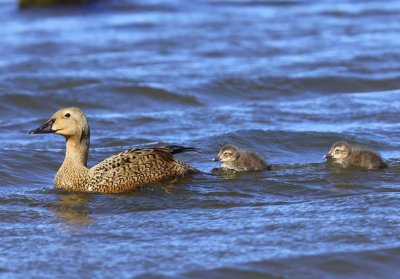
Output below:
[65,113,70,118]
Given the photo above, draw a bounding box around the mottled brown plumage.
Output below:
[213,144,269,171]
[30,107,198,193]
[325,141,387,170]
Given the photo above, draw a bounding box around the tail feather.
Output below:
[165,145,197,155]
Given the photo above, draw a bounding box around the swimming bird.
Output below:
[212,144,269,171]
[29,107,199,193]
[324,141,387,169]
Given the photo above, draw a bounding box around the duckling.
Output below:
[29,107,199,193]
[324,141,387,169]
[212,144,269,171]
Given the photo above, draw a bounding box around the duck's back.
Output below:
[88,147,198,193]
[236,151,268,171]
[350,149,387,169]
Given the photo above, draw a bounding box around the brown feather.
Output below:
[88,147,198,193]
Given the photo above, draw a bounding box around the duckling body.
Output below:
[30,107,198,193]
[325,141,387,170]
[213,144,268,171]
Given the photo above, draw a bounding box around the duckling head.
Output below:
[325,141,351,160]
[30,107,90,141]
[213,144,240,162]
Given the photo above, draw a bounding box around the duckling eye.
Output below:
[65,113,71,118]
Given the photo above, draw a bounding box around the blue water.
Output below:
[1,0,400,278]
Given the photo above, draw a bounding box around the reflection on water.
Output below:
[49,193,93,226]
[211,167,254,180]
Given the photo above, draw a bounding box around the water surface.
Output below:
[1,0,400,278]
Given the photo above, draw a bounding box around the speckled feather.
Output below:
[88,147,198,193]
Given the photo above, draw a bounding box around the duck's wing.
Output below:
[88,146,197,193]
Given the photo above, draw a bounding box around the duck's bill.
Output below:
[212,156,221,161]
[324,153,332,159]
[29,119,56,134]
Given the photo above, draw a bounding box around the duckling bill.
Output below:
[213,144,269,171]
[325,141,387,170]
[30,107,199,193]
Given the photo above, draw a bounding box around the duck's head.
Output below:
[213,144,240,162]
[30,107,90,140]
[325,141,350,160]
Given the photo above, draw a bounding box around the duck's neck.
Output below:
[55,133,90,191]
[64,135,90,167]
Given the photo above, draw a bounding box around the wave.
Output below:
[0,83,202,119]
[203,75,400,102]
[174,246,400,279]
